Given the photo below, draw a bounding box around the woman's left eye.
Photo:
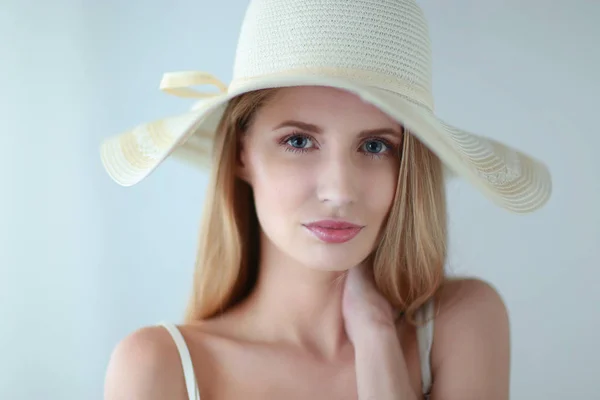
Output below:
[361,139,389,154]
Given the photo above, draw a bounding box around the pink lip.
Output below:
[303,220,364,244]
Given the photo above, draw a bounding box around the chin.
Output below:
[293,245,369,272]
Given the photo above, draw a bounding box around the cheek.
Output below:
[248,153,314,227]
[363,165,398,220]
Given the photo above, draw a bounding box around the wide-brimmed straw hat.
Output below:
[99,0,552,213]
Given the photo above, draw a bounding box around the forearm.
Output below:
[353,326,418,400]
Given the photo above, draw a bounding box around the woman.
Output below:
[100,1,551,399]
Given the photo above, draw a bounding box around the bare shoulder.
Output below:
[435,277,509,323]
[430,278,510,399]
[104,325,189,400]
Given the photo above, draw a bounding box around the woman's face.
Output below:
[239,86,403,271]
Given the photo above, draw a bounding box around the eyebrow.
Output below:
[273,120,403,137]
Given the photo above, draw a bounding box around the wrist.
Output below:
[351,322,398,350]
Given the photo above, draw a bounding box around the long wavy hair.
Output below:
[184,88,447,325]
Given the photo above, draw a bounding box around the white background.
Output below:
[1,0,598,398]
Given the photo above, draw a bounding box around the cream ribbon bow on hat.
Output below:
[159,71,228,99]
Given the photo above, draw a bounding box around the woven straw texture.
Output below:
[99,0,552,213]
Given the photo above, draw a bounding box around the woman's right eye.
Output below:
[285,134,314,150]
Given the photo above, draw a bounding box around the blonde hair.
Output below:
[184,89,447,325]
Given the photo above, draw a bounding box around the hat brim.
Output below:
[99,74,551,213]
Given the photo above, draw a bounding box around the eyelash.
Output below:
[279,131,397,159]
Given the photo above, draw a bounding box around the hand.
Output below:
[342,263,397,344]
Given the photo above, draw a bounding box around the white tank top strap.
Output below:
[415,298,435,397]
[159,322,201,400]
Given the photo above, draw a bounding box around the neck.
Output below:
[234,231,352,360]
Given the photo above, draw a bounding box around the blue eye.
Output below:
[286,135,314,149]
[362,140,388,154]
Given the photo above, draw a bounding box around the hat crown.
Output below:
[233,0,433,104]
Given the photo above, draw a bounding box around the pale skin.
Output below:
[104,87,510,399]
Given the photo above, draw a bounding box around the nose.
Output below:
[316,150,358,207]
